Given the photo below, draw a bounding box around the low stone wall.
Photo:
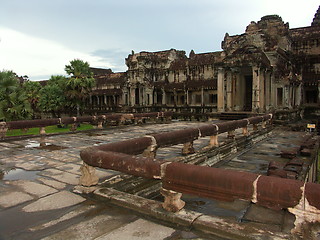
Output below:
[78,113,320,236]
[0,111,173,139]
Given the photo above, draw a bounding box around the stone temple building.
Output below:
[87,7,320,116]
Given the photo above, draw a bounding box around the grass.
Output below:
[6,124,94,137]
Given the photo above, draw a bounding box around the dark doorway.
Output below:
[305,89,318,103]
[244,75,252,111]
[156,90,162,104]
[277,88,283,106]
[135,88,140,105]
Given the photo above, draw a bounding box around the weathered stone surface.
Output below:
[0,191,33,208]
[37,177,67,190]
[11,180,58,197]
[96,219,176,240]
[22,191,85,212]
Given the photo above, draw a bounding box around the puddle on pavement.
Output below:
[2,168,40,181]
[25,140,68,151]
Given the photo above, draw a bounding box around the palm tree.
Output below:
[23,80,41,118]
[64,59,95,116]
[38,75,68,118]
[0,70,31,121]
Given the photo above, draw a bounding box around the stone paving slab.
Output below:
[0,121,315,239]
[10,180,58,197]
[22,191,85,212]
[96,219,176,240]
[0,191,34,208]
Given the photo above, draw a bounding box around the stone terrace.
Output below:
[0,121,318,239]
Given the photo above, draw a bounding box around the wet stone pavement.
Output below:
[0,121,314,239]
[0,121,222,240]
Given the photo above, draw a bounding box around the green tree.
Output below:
[23,80,41,117]
[38,75,67,118]
[0,70,31,121]
[64,59,95,116]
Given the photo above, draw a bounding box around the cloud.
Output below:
[0,27,111,80]
[90,49,129,72]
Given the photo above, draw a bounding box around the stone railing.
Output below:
[0,112,173,139]
[79,113,320,234]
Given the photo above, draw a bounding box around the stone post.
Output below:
[160,188,185,212]
[162,88,166,105]
[217,68,225,112]
[226,71,232,111]
[79,162,99,187]
[0,122,8,139]
[39,127,46,135]
[242,126,249,136]
[209,135,219,146]
[227,130,235,139]
[261,121,267,129]
[181,141,195,155]
[252,66,261,112]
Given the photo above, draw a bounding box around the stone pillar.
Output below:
[0,122,8,139]
[242,126,249,136]
[260,69,265,112]
[96,96,100,106]
[201,86,204,106]
[227,130,235,139]
[104,95,107,105]
[209,135,219,146]
[226,71,232,111]
[39,127,46,135]
[186,90,189,105]
[252,66,261,113]
[265,71,271,111]
[217,68,225,112]
[181,141,195,155]
[79,162,99,187]
[89,94,92,105]
[160,188,185,212]
[130,87,135,106]
[233,72,242,111]
[318,84,320,104]
[162,88,166,105]
[270,73,276,109]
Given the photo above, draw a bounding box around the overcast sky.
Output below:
[0,0,319,80]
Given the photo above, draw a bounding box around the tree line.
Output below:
[0,59,95,121]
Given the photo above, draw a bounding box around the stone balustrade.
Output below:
[0,111,173,138]
[78,113,320,234]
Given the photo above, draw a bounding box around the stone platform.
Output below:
[0,121,318,239]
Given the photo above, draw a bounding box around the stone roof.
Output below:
[90,67,113,76]
[312,5,320,26]
[95,72,127,85]
[290,25,320,41]
[189,52,223,66]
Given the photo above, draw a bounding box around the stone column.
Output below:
[226,71,232,111]
[201,86,204,106]
[186,90,189,105]
[104,95,107,106]
[130,87,135,106]
[252,66,261,113]
[217,68,225,112]
[162,88,166,105]
[160,188,185,212]
[265,71,271,111]
[234,72,242,111]
[259,69,266,112]
[79,163,99,187]
[209,135,219,146]
[181,142,195,155]
[270,73,276,109]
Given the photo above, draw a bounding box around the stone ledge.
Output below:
[93,187,289,240]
